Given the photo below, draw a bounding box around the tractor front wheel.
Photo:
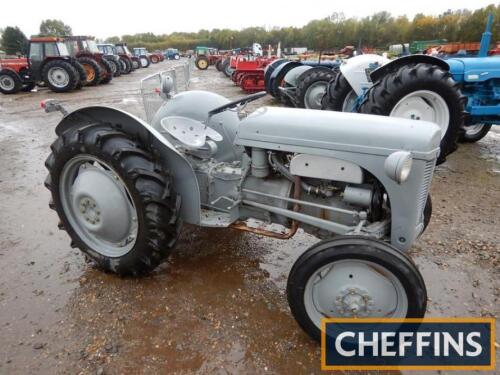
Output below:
[358,63,465,164]
[321,73,358,112]
[119,58,131,74]
[150,55,159,64]
[0,70,22,94]
[139,56,150,68]
[45,124,183,276]
[99,59,114,84]
[459,124,492,143]
[42,60,79,93]
[195,56,209,70]
[287,236,427,342]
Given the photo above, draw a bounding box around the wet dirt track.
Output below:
[0,61,498,375]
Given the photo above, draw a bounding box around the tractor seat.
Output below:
[160,116,223,149]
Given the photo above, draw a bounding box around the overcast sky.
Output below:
[0,0,495,39]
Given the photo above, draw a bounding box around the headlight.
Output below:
[384,151,413,183]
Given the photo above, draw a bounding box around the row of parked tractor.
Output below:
[0,36,177,95]
[198,15,499,165]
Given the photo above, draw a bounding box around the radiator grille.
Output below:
[416,160,435,224]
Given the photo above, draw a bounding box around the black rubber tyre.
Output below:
[45,123,183,276]
[358,63,466,164]
[106,58,121,77]
[139,56,150,68]
[321,73,355,111]
[120,58,132,74]
[215,59,223,71]
[0,70,22,94]
[459,124,492,143]
[287,236,427,342]
[42,60,79,93]
[222,59,232,77]
[296,68,337,109]
[77,57,103,86]
[21,82,36,92]
[150,55,159,64]
[195,56,209,70]
[131,57,140,69]
[99,59,113,84]
[70,60,87,89]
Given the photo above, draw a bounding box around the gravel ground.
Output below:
[0,60,498,375]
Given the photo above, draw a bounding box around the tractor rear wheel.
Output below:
[459,124,492,143]
[358,63,465,164]
[99,59,114,84]
[119,58,131,74]
[78,57,103,86]
[106,58,120,77]
[45,123,183,276]
[215,59,223,71]
[131,58,140,69]
[42,60,79,93]
[296,68,337,109]
[0,70,22,94]
[150,55,159,64]
[195,56,209,70]
[321,73,358,112]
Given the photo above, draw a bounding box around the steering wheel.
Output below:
[208,91,267,117]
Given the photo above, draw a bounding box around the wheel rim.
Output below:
[199,59,208,69]
[140,57,148,67]
[390,90,449,139]
[0,75,15,90]
[82,64,95,82]
[109,62,117,74]
[47,67,70,88]
[304,81,328,109]
[304,259,408,330]
[342,90,358,112]
[464,123,485,136]
[59,155,139,257]
[174,55,180,60]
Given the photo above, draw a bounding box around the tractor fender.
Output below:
[55,106,202,225]
[340,54,391,95]
[370,55,450,83]
[269,61,303,97]
[283,65,313,86]
[0,67,22,77]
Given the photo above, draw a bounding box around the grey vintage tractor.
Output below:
[44,72,439,342]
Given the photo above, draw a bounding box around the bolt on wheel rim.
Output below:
[304,259,408,330]
[48,67,70,88]
[0,76,15,90]
[59,155,138,257]
[390,90,449,139]
[304,81,327,109]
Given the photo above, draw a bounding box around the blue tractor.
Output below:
[164,48,180,60]
[322,14,499,164]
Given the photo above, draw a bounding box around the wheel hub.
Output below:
[305,82,327,109]
[48,67,70,88]
[0,76,14,90]
[335,287,374,317]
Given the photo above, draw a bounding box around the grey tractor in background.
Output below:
[44,72,439,342]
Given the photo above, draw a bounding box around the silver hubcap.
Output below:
[305,81,328,109]
[140,57,148,67]
[304,260,408,330]
[342,89,358,112]
[0,75,15,90]
[60,155,138,257]
[390,90,449,139]
[464,123,485,136]
[47,67,70,88]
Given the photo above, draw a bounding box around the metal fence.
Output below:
[140,57,195,123]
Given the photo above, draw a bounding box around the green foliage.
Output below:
[39,19,72,37]
[1,26,28,55]
[118,5,500,51]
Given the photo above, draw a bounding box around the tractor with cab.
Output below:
[43,67,437,342]
[64,36,113,85]
[98,44,132,74]
[115,43,141,70]
[133,48,152,68]
[0,37,85,94]
[96,44,122,77]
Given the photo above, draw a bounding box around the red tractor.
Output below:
[0,37,85,94]
[115,43,141,70]
[64,36,113,85]
[231,56,275,92]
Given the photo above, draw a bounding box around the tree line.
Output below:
[1,5,499,55]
